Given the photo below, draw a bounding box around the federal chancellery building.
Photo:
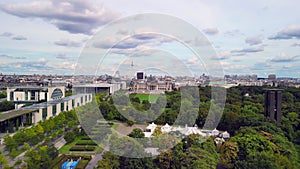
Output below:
[7,86,66,109]
[0,86,92,143]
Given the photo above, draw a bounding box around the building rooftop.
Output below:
[73,83,116,88]
[0,93,90,122]
[0,109,36,122]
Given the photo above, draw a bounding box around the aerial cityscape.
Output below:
[0,0,299,169]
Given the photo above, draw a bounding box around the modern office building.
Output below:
[73,82,124,95]
[7,86,65,108]
[0,93,92,135]
[264,89,282,123]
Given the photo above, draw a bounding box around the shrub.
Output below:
[64,132,75,144]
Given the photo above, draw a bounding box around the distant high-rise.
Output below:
[136,72,145,80]
[264,89,282,123]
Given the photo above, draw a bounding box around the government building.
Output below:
[7,86,65,109]
[130,72,174,94]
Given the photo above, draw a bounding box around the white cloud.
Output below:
[203,27,219,35]
[0,0,119,34]
[54,39,82,47]
[245,35,263,45]
[231,45,264,54]
[12,35,27,40]
[269,25,300,40]
[271,53,299,62]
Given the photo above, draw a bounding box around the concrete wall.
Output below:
[33,110,43,124]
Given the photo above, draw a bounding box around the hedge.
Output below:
[75,142,97,146]
[81,136,92,140]
[69,146,96,151]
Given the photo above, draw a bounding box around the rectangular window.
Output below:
[61,102,64,112]
[30,91,35,100]
[52,105,57,116]
[81,97,83,104]
[42,108,47,120]
[25,92,28,101]
[72,99,75,108]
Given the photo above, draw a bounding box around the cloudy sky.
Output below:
[0,0,299,77]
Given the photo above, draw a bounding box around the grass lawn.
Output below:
[134,94,161,103]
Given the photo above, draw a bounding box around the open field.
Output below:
[133,93,161,103]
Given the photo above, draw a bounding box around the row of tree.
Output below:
[4,110,78,152]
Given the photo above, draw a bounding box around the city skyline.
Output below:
[0,0,299,77]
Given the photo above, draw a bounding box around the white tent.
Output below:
[211,128,219,136]
[222,131,230,139]
[161,123,172,133]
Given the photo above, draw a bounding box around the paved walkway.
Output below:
[54,137,66,150]
[85,152,105,169]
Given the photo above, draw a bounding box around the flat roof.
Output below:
[0,109,36,122]
[0,94,91,122]
[73,84,115,88]
[8,86,64,89]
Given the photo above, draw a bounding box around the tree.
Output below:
[47,145,59,160]
[23,142,30,151]
[120,156,153,169]
[97,152,120,169]
[220,141,239,168]
[34,124,44,136]
[0,91,6,98]
[182,147,219,169]
[110,134,146,158]
[128,128,145,138]
[3,135,17,152]
[228,127,299,168]
[126,120,135,126]
[0,152,7,167]
[152,127,162,137]
[154,150,175,169]
[64,132,75,143]
[0,101,14,112]
[25,146,51,169]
